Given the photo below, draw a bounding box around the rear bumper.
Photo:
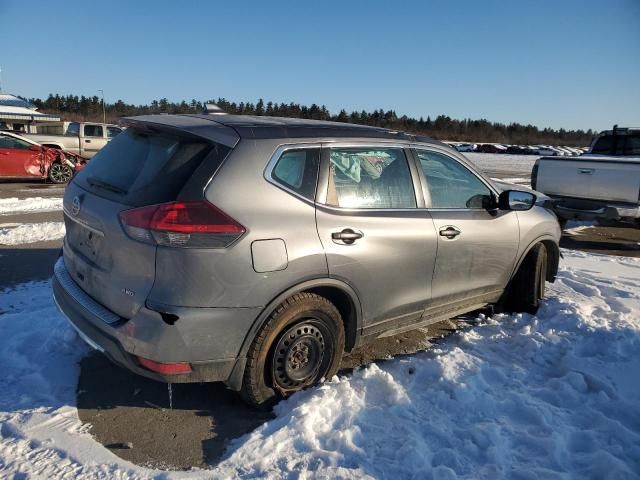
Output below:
[547,196,640,221]
[52,257,259,384]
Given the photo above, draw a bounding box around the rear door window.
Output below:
[622,134,640,156]
[74,128,217,206]
[84,125,104,137]
[325,147,416,209]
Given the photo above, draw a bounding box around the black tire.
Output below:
[503,243,547,314]
[48,162,73,184]
[240,293,345,408]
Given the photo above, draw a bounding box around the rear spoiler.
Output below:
[121,115,240,148]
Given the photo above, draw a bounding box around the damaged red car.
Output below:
[0,131,86,183]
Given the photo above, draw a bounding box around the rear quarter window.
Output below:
[73,128,225,206]
[270,148,320,200]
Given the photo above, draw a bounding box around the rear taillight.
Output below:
[119,201,245,248]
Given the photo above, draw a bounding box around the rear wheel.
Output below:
[241,293,345,408]
[48,162,73,184]
[502,243,547,314]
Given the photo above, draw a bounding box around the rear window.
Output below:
[74,128,216,206]
[591,133,640,156]
[622,134,640,156]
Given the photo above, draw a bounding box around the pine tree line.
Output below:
[27,93,595,146]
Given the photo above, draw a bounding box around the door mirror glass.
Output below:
[499,190,536,211]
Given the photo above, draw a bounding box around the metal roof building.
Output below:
[0,94,61,132]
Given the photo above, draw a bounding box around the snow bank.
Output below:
[0,197,63,215]
[0,222,65,245]
[1,250,639,479]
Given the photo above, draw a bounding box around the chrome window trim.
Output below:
[411,146,500,210]
[264,143,323,205]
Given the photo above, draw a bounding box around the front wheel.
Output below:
[502,243,547,314]
[241,293,345,408]
[48,162,73,184]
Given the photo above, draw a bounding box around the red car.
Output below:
[0,131,85,183]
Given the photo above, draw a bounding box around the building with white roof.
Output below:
[0,94,61,133]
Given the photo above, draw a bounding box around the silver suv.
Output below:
[52,114,560,406]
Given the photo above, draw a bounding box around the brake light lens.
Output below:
[120,201,245,248]
[136,356,192,375]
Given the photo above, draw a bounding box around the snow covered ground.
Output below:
[0,197,63,215]
[1,249,639,479]
[0,222,66,245]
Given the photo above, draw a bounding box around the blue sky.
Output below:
[1,0,638,131]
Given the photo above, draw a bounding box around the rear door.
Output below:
[63,127,216,318]
[412,148,519,308]
[315,144,437,337]
[81,124,107,157]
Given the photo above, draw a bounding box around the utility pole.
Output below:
[98,89,105,123]
[0,66,3,93]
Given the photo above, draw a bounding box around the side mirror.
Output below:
[29,144,42,151]
[498,190,536,211]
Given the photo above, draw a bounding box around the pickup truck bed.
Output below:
[532,155,640,224]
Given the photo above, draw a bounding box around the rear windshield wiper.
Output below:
[86,176,127,196]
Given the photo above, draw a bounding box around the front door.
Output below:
[413,148,519,309]
[315,145,437,337]
[0,136,40,177]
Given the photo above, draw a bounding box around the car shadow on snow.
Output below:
[75,319,461,471]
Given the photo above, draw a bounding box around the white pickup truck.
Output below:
[23,121,123,159]
[531,127,640,226]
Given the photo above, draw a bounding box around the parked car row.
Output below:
[446,142,588,156]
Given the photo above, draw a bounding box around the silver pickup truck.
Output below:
[23,121,123,158]
[531,127,640,225]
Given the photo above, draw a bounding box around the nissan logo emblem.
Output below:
[71,196,81,216]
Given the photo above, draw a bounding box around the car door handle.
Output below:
[85,139,91,143]
[331,228,363,245]
[439,226,461,239]
[578,168,594,175]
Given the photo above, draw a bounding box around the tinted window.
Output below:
[272,148,320,200]
[83,125,103,137]
[74,128,218,206]
[326,147,416,209]
[591,135,613,154]
[416,150,492,209]
[107,126,122,138]
[622,134,640,156]
[66,122,80,137]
